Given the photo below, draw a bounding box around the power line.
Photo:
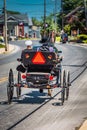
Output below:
[0,0,61,20]
[16,2,55,6]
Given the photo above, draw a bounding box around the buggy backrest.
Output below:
[22,50,56,67]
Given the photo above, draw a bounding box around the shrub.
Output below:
[83,40,87,44]
[77,34,87,40]
[0,43,5,48]
[77,34,87,43]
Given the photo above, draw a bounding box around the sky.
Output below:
[0,0,61,20]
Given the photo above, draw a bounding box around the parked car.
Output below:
[0,36,4,42]
[8,35,18,41]
[61,33,68,43]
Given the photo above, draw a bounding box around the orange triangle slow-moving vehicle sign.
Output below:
[32,52,46,64]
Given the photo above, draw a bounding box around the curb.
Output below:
[0,44,20,60]
[78,120,87,130]
[0,44,15,55]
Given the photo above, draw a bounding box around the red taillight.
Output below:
[49,75,54,80]
[22,74,26,79]
[32,52,46,64]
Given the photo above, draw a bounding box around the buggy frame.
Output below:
[7,48,71,105]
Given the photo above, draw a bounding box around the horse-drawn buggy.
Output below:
[7,41,71,105]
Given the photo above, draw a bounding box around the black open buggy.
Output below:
[7,43,71,105]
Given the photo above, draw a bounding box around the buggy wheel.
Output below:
[16,72,21,98]
[65,71,70,100]
[61,70,66,105]
[7,69,14,104]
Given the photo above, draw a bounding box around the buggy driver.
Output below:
[21,40,33,60]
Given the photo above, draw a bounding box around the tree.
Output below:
[32,17,41,26]
[40,14,60,33]
[7,10,21,14]
[59,0,87,33]
[64,24,71,35]
[63,0,83,14]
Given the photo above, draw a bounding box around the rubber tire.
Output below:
[61,70,66,105]
[7,69,14,104]
[16,72,21,98]
[65,71,70,100]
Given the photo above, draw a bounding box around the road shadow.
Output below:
[12,90,53,104]
[0,88,61,106]
[52,102,61,106]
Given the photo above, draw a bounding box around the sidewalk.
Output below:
[0,44,15,54]
[78,120,87,130]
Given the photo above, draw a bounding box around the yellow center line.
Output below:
[0,77,8,83]
[0,75,17,83]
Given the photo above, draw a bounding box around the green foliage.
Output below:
[83,40,87,44]
[64,24,71,35]
[77,34,87,40]
[40,14,60,37]
[32,17,41,26]
[63,0,84,14]
[0,44,5,48]
[77,34,87,43]
[57,0,86,32]
[69,36,78,42]
[7,10,21,14]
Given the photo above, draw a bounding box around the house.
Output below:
[30,26,41,38]
[64,6,87,34]
[0,13,33,38]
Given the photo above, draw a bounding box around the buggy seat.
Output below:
[21,50,56,73]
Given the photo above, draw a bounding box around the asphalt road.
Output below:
[0,41,87,130]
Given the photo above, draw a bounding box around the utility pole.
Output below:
[4,0,8,51]
[84,0,87,28]
[54,0,57,31]
[44,0,46,33]
[42,0,46,40]
[61,0,64,30]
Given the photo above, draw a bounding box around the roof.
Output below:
[0,13,33,26]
